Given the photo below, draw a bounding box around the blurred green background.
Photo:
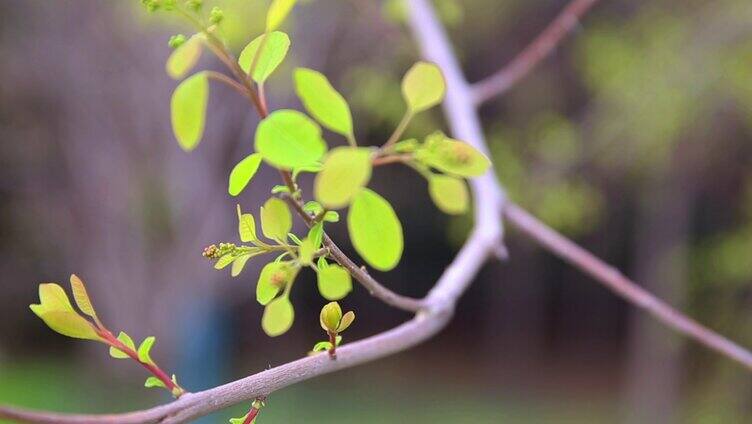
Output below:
[1,0,752,422]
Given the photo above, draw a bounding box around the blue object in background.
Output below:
[176,298,232,424]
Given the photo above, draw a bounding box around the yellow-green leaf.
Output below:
[171,72,209,151]
[266,0,297,31]
[229,153,263,197]
[417,132,491,177]
[166,34,203,80]
[109,331,136,359]
[214,254,235,270]
[260,197,292,241]
[319,301,342,332]
[30,309,101,341]
[231,254,252,277]
[428,175,469,215]
[298,237,315,265]
[402,62,446,113]
[237,205,258,243]
[262,297,295,337]
[238,32,290,83]
[294,68,354,139]
[255,109,327,170]
[29,283,102,341]
[347,189,404,271]
[316,264,352,300]
[69,274,97,319]
[337,310,355,332]
[137,336,156,365]
[257,261,296,305]
[145,376,167,389]
[314,147,372,209]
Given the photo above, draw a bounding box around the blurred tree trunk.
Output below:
[622,166,693,424]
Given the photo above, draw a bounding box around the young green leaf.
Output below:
[228,153,263,196]
[255,110,327,170]
[308,222,324,250]
[428,174,469,215]
[347,189,404,271]
[144,376,167,389]
[137,336,156,365]
[266,0,297,31]
[417,132,491,177]
[316,264,352,300]
[298,237,315,265]
[214,253,235,270]
[257,261,295,305]
[337,310,355,332]
[29,284,102,341]
[69,274,97,320]
[238,32,291,83]
[229,414,250,424]
[294,68,354,140]
[262,296,295,337]
[303,201,324,215]
[314,147,372,209]
[171,72,209,151]
[312,341,333,352]
[319,301,343,332]
[323,211,340,222]
[165,34,203,80]
[237,205,258,243]
[231,254,252,277]
[109,331,136,359]
[260,197,292,241]
[401,62,446,113]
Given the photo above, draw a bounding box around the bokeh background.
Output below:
[2,0,752,422]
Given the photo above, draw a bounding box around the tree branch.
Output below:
[5,0,751,422]
[282,193,425,313]
[471,0,600,105]
[503,202,752,370]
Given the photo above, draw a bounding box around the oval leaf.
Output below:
[69,274,97,319]
[262,297,295,337]
[428,175,469,215]
[261,197,292,241]
[137,336,156,365]
[257,261,295,305]
[166,35,203,80]
[402,62,446,113]
[229,153,263,196]
[238,32,291,83]
[266,0,297,31]
[417,132,491,177]
[109,331,136,359]
[317,264,352,300]
[294,68,354,139]
[255,109,327,170]
[29,309,101,341]
[314,147,372,209]
[171,72,209,151]
[347,189,404,271]
[237,205,258,243]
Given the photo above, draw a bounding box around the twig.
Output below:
[503,202,752,370]
[471,0,600,105]
[282,193,425,313]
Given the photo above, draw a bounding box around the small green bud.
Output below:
[168,34,187,49]
[209,6,224,24]
[185,0,203,11]
[163,0,177,10]
[320,302,342,333]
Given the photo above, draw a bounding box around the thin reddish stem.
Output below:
[98,330,184,396]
